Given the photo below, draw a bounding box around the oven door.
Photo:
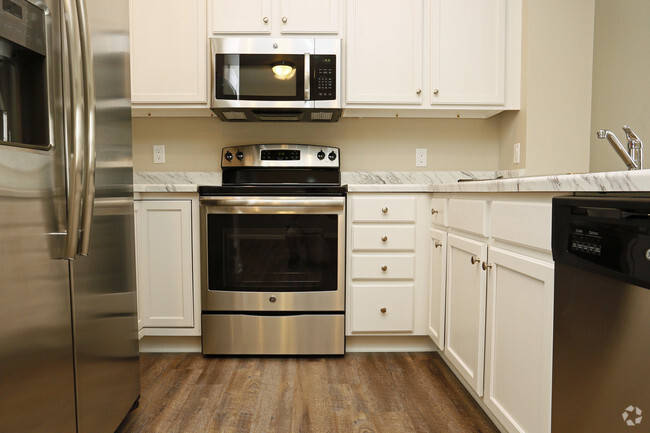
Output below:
[200,196,345,312]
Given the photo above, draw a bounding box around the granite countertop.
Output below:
[133,169,650,193]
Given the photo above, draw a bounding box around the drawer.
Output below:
[351,196,416,223]
[352,225,416,251]
[350,284,414,332]
[490,201,552,251]
[430,198,448,227]
[351,254,415,280]
[448,199,488,237]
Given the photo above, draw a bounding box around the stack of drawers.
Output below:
[348,195,417,333]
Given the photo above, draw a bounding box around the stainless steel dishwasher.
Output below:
[551,195,650,433]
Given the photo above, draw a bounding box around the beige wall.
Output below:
[497,0,595,176]
[133,117,501,172]
[589,0,650,172]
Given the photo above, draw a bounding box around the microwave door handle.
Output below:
[304,53,310,100]
[61,0,86,259]
[76,0,96,256]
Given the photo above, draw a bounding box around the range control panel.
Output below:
[311,55,336,100]
[222,144,340,168]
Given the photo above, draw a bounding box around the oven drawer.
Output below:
[351,196,417,223]
[350,284,414,332]
[351,254,415,279]
[202,313,345,355]
[352,225,416,251]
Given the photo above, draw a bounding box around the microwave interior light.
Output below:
[271,62,296,80]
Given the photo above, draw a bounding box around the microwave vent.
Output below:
[311,112,333,121]
[223,111,248,121]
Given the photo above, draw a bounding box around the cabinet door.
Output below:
[346,0,423,104]
[427,228,447,349]
[445,234,488,396]
[130,0,207,104]
[484,248,554,433]
[280,0,339,34]
[430,0,505,105]
[135,200,194,328]
[211,0,272,34]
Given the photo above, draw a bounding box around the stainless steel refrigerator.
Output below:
[0,1,139,432]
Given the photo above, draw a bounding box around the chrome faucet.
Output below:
[597,126,644,170]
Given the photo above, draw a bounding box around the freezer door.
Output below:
[70,1,140,432]
[0,0,77,431]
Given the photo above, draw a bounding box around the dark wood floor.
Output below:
[115,352,499,433]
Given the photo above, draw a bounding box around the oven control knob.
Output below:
[328,151,337,161]
[236,151,244,161]
[224,151,233,161]
[317,150,326,160]
[269,296,277,303]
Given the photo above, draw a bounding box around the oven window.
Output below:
[207,214,338,292]
[215,54,305,101]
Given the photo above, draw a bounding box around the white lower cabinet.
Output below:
[347,193,430,335]
[134,198,200,337]
[444,233,488,396]
[427,228,447,348]
[483,247,554,433]
[427,194,556,433]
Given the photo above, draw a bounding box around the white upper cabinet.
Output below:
[130,0,207,104]
[346,0,424,104]
[211,0,340,35]
[211,0,272,34]
[430,0,506,105]
[280,0,340,33]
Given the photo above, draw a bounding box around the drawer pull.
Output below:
[381,235,388,242]
[470,256,480,265]
[381,265,388,272]
[482,261,493,271]
[380,307,387,313]
[431,209,438,215]
[382,207,388,214]
[434,241,442,248]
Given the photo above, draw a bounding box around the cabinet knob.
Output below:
[416,89,422,95]
[431,209,438,215]
[282,16,288,23]
[434,241,442,248]
[380,307,387,314]
[381,265,388,272]
[482,262,493,271]
[382,207,388,214]
[263,16,269,23]
[470,256,480,265]
[433,89,440,95]
[381,235,388,242]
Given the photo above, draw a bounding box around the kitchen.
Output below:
[1,0,649,432]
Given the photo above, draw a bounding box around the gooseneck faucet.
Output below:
[597,126,644,170]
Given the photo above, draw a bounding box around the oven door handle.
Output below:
[200,197,345,208]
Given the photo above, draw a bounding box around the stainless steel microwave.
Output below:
[210,38,341,122]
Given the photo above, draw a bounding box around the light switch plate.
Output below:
[153,144,165,164]
[416,148,427,167]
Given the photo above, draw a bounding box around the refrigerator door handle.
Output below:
[61,0,86,260]
[76,0,96,256]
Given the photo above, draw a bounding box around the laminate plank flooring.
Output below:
[116,352,499,433]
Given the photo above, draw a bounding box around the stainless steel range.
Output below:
[199,144,346,355]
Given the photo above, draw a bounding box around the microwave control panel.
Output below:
[311,55,336,100]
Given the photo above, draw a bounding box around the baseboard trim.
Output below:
[139,336,202,353]
[345,336,436,352]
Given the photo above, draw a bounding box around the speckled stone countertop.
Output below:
[133,169,650,193]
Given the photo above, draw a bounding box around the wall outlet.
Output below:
[153,144,165,164]
[416,148,427,167]
[513,142,521,165]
